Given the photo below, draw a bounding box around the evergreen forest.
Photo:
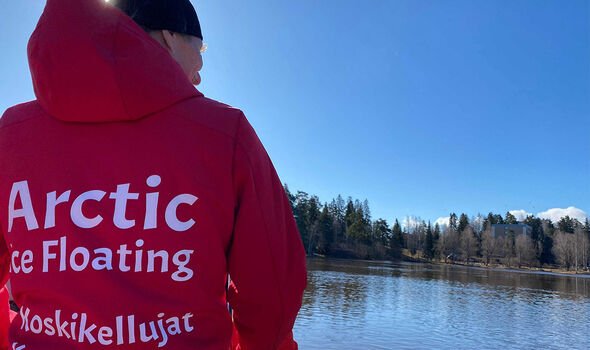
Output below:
[285,186,590,271]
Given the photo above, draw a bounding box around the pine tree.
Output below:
[494,214,505,225]
[557,216,576,234]
[361,200,373,243]
[392,219,404,249]
[433,223,441,242]
[540,219,556,265]
[424,222,434,259]
[293,192,321,254]
[328,195,346,244]
[362,199,371,224]
[372,219,391,246]
[344,197,355,241]
[293,191,310,253]
[524,215,544,261]
[483,212,495,231]
[458,213,470,233]
[505,212,518,224]
[345,200,371,243]
[317,205,335,254]
[307,196,321,253]
[449,213,458,232]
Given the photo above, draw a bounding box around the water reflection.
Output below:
[303,270,369,322]
[295,258,590,350]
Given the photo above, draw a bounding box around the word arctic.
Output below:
[8,175,198,232]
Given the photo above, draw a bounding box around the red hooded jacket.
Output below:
[0,1,307,349]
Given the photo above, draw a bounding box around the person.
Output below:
[0,0,307,349]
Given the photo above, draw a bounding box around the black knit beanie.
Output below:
[111,0,203,40]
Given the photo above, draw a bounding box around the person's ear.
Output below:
[161,30,176,53]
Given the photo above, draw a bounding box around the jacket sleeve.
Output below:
[0,232,9,291]
[227,113,307,350]
[0,288,10,350]
[0,232,10,350]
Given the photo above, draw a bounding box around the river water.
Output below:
[293,258,590,350]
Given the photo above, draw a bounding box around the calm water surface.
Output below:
[293,258,590,350]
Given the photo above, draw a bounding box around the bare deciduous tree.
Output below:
[574,226,589,271]
[515,234,536,267]
[481,229,498,265]
[553,231,575,269]
[460,226,478,263]
[437,228,460,262]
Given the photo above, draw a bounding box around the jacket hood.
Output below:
[28,0,201,123]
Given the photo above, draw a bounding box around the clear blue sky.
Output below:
[1,0,588,225]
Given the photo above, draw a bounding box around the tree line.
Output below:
[285,186,590,271]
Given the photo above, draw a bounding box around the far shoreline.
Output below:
[308,254,590,279]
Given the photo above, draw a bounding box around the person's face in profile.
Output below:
[160,30,205,85]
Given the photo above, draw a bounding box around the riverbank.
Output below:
[436,259,590,277]
[310,252,590,278]
[402,252,590,277]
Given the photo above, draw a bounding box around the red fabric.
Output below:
[0,288,10,350]
[0,0,307,349]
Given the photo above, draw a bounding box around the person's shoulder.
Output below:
[0,101,44,129]
[175,95,247,139]
[197,96,244,117]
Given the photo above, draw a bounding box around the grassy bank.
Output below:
[401,250,590,277]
